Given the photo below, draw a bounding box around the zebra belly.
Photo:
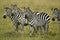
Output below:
[37,20,46,26]
[18,17,28,24]
[29,19,45,26]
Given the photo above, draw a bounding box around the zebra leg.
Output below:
[20,24,24,33]
[14,24,18,32]
[29,25,33,36]
[45,23,49,33]
[34,25,37,33]
[41,26,45,34]
[12,20,18,32]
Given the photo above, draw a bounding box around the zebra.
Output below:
[24,7,50,36]
[11,4,28,33]
[3,6,28,33]
[51,8,60,26]
[51,8,60,21]
[3,7,19,32]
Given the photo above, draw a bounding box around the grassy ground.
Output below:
[0,0,60,40]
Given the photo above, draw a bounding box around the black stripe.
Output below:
[44,13,47,20]
[46,16,49,19]
[43,13,46,20]
[47,18,50,21]
[44,13,47,17]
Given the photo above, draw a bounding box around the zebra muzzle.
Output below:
[52,18,55,21]
[3,15,6,19]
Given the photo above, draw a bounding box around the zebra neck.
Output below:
[27,13,34,22]
[10,16,15,21]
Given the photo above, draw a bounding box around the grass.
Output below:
[0,0,60,40]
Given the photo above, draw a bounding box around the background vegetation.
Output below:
[0,0,60,40]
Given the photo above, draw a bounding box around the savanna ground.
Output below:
[0,0,60,40]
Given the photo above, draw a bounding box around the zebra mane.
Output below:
[25,7,33,14]
[4,7,12,12]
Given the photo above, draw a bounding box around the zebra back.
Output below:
[36,12,50,22]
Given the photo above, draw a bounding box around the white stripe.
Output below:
[47,17,50,21]
[43,13,47,20]
[43,14,45,20]
[41,14,43,20]
[45,15,48,20]
[36,13,40,15]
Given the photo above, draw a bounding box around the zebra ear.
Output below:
[11,4,13,6]
[54,8,58,11]
[51,8,53,11]
[27,7,29,9]
[23,7,26,9]
[4,5,9,9]
[11,4,17,7]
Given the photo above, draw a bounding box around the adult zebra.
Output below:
[3,5,27,33]
[24,7,50,36]
[3,7,19,31]
[51,8,60,26]
[11,4,28,33]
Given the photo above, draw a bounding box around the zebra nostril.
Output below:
[3,15,6,19]
[52,18,55,21]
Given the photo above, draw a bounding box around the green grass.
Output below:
[0,0,60,40]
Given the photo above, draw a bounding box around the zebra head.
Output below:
[11,4,23,17]
[51,8,59,21]
[11,4,17,10]
[3,7,13,19]
[24,7,33,19]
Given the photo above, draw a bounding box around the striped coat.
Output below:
[24,7,50,36]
